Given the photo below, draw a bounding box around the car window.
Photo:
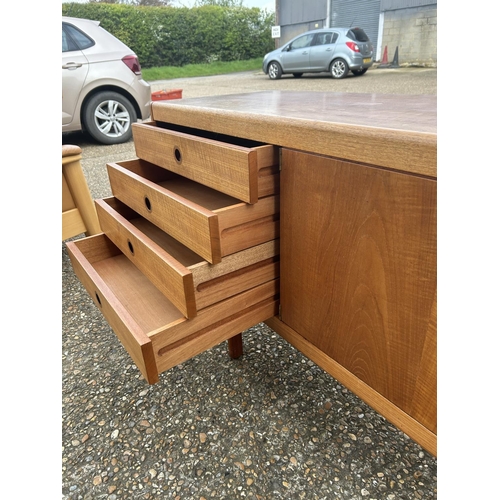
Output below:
[62,29,78,52]
[289,34,315,50]
[313,32,339,46]
[62,23,95,52]
[347,28,370,42]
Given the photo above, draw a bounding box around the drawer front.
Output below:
[132,121,279,204]
[66,233,279,385]
[155,294,279,374]
[107,159,221,263]
[66,234,161,384]
[96,197,280,318]
[95,197,197,319]
[150,279,279,370]
[194,256,279,310]
[107,159,279,264]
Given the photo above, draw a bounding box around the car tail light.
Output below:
[346,42,360,53]
[122,55,142,75]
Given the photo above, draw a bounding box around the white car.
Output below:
[62,16,151,144]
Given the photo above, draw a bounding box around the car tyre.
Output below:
[268,61,283,80]
[292,73,303,78]
[330,59,349,79]
[352,68,368,76]
[83,91,136,145]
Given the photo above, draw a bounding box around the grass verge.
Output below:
[142,58,263,81]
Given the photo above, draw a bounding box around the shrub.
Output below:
[61,2,275,68]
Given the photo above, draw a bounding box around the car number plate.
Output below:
[363,58,371,64]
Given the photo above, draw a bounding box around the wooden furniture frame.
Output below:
[149,92,437,456]
[67,91,437,457]
[62,144,101,240]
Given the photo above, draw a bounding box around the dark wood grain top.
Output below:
[151,91,437,177]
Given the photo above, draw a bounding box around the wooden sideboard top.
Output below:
[151,91,437,178]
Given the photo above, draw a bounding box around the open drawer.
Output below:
[66,233,279,385]
[107,159,279,264]
[95,196,280,319]
[132,120,279,204]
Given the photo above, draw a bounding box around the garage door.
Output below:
[331,0,381,55]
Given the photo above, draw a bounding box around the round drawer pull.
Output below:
[174,146,182,164]
[127,239,135,255]
[144,196,152,212]
[95,291,102,307]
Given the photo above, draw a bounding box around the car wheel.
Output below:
[292,73,303,78]
[268,62,283,80]
[352,68,368,76]
[330,59,349,79]
[83,91,136,145]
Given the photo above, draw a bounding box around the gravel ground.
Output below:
[62,67,438,499]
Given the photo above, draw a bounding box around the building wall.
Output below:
[380,4,437,66]
[276,0,327,47]
[274,0,437,66]
[279,0,327,25]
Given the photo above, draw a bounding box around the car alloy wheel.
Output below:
[83,91,137,145]
[330,59,349,79]
[268,62,282,80]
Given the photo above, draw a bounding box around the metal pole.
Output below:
[275,0,280,48]
[326,0,331,28]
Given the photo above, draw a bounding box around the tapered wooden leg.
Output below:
[228,333,243,359]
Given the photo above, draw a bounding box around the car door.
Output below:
[62,23,90,126]
[308,32,339,71]
[280,33,315,72]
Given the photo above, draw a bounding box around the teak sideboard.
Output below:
[66,91,437,457]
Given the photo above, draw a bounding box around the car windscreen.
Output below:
[347,28,370,42]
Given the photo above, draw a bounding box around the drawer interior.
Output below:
[102,196,204,268]
[113,158,245,211]
[81,236,185,332]
[101,196,279,273]
[154,121,268,150]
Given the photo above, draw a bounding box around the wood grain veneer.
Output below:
[66,233,279,384]
[132,121,279,203]
[150,92,437,177]
[107,159,279,264]
[95,196,279,318]
[280,149,437,441]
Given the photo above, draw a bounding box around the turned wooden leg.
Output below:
[228,333,243,359]
[62,145,101,238]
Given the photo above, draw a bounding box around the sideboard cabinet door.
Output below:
[280,149,437,434]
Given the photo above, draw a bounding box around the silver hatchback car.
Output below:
[262,27,374,80]
[62,16,151,144]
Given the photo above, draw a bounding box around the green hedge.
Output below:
[62,3,275,68]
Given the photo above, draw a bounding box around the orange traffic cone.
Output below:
[381,46,388,64]
[379,45,390,68]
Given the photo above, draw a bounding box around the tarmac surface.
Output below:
[62,67,438,499]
